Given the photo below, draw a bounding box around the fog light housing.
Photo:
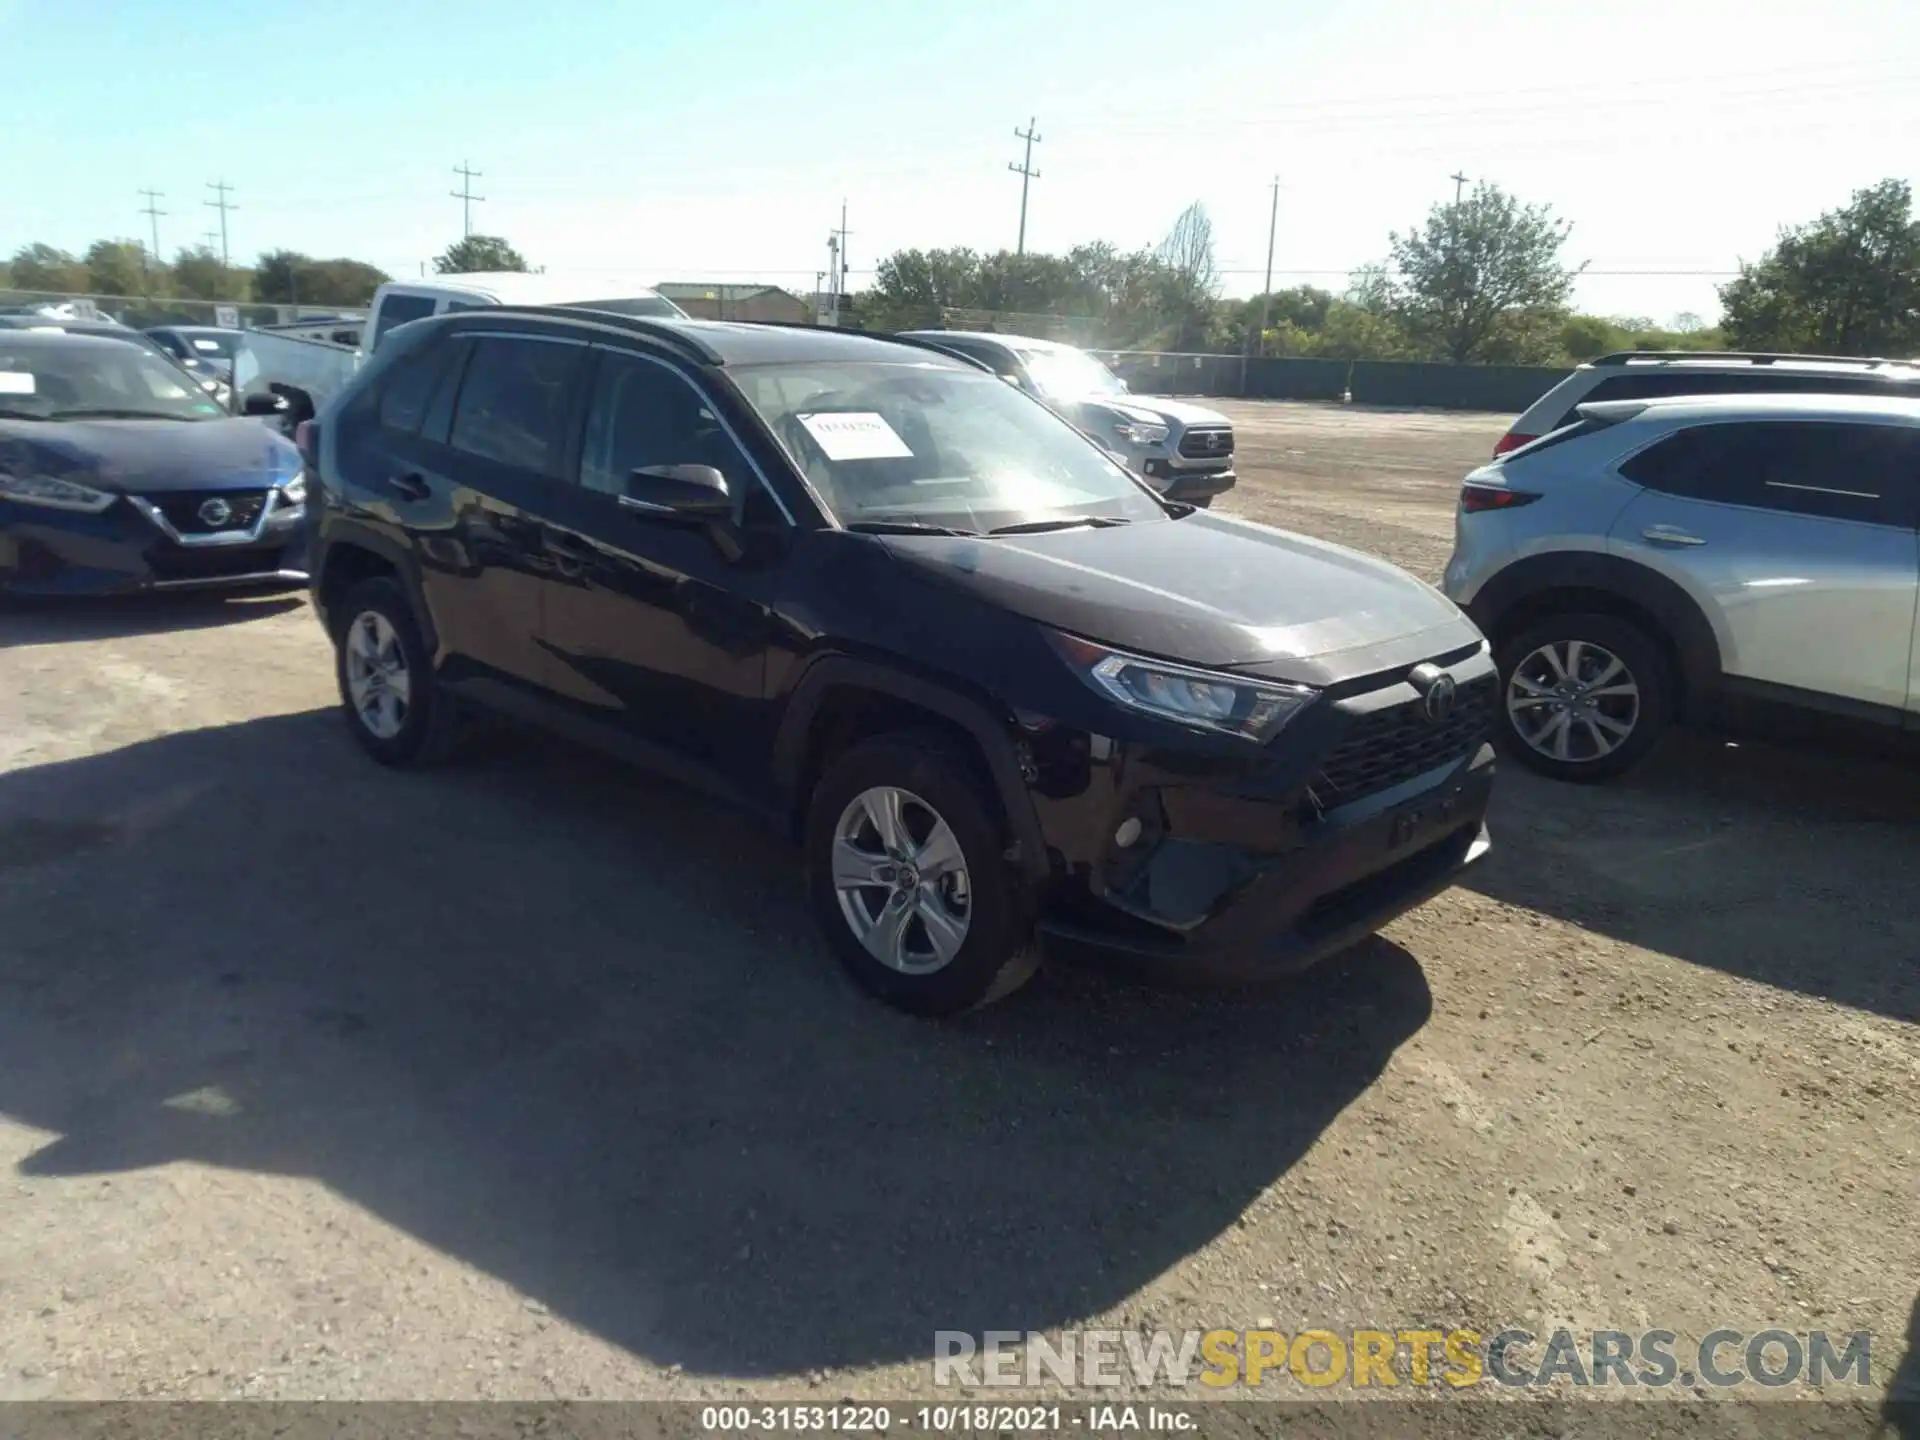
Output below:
[1143,458,1170,479]
[1114,816,1143,848]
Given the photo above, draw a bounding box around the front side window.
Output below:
[0,339,225,421]
[1014,345,1126,400]
[371,294,437,350]
[730,360,1166,531]
[579,352,745,496]
[376,338,451,435]
[447,338,581,472]
[1619,420,1913,525]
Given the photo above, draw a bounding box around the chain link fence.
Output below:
[0,289,359,330]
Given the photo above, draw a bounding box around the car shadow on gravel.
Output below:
[0,591,305,645]
[1467,730,1920,1023]
[0,708,1431,1377]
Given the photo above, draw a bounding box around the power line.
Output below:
[205,181,237,267]
[1008,117,1041,256]
[136,188,166,270]
[451,162,485,238]
[1450,171,1470,205]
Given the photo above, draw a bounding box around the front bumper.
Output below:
[0,491,310,597]
[1147,462,1237,502]
[1024,650,1496,979]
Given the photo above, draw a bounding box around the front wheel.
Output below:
[1495,612,1671,782]
[804,732,1037,1015]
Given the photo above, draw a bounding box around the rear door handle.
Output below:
[1642,525,1706,547]
[385,472,430,503]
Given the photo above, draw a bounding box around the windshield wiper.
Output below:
[842,519,982,537]
[985,516,1133,536]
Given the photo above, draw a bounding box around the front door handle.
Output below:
[385,472,430,503]
[1642,525,1706,547]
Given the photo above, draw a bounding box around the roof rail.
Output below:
[1587,349,1918,369]
[683,318,998,370]
[480,305,721,364]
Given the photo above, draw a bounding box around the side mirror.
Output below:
[242,392,289,417]
[624,463,731,519]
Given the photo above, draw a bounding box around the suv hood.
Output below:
[1058,393,1229,428]
[875,512,1480,685]
[0,416,298,493]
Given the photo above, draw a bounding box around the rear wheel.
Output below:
[1495,612,1671,782]
[332,577,464,766]
[804,732,1037,1015]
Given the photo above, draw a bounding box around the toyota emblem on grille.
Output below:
[1408,663,1458,723]
[197,497,234,527]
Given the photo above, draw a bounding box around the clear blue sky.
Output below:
[5,0,1918,323]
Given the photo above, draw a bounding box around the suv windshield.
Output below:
[0,339,227,421]
[1015,346,1126,399]
[732,360,1166,531]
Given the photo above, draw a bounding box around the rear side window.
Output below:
[1619,420,1917,525]
[448,337,582,473]
[371,294,436,350]
[1500,416,1612,462]
[1557,370,1913,432]
[376,339,450,434]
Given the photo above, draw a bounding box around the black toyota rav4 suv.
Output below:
[308,308,1496,1014]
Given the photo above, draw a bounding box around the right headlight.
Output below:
[0,470,118,513]
[1049,631,1317,742]
[1112,417,1169,447]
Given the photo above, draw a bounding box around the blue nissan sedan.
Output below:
[0,331,309,596]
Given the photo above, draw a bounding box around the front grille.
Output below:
[1178,426,1234,459]
[149,489,269,535]
[1310,676,1495,808]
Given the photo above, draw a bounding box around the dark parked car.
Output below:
[0,332,309,596]
[146,324,241,382]
[309,309,1495,1013]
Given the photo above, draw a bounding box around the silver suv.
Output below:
[1443,391,1920,780]
[899,331,1237,506]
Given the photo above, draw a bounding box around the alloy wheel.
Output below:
[1506,639,1640,764]
[831,785,972,975]
[344,610,412,740]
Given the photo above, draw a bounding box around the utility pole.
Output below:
[204,180,237,267]
[451,162,485,238]
[1450,171,1470,205]
[1240,175,1281,396]
[826,201,850,326]
[1008,118,1041,255]
[137,188,166,276]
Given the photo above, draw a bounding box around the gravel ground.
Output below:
[0,400,1913,1415]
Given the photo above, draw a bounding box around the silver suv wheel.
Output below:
[1506,639,1640,764]
[344,610,412,740]
[831,785,972,975]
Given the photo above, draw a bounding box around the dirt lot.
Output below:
[0,401,1914,1413]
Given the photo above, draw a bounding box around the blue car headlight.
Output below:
[280,473,307,505]
[0,469,118,513]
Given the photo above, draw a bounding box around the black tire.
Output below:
[331,577,464,767]
[1494,611,1672,783]
[803,730,1038,1016]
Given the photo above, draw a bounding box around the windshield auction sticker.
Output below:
[798,411,914,461]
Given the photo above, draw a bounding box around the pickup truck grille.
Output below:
[1311,676,1495,808]
[1178,427,1234,459]
[149,489,268,535]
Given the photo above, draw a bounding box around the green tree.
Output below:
[1719,179,1920,356]
[84,239,152,297]
[252,250,386,306]
[7,243,85,293]
[1388,182,1582,362]
[434,235,528,274]
[864,247,986,329]
[171,245,232,301]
